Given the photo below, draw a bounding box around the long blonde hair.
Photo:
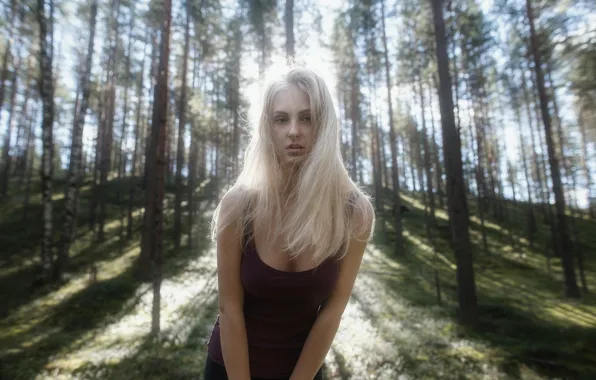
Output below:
[211,63,374,265]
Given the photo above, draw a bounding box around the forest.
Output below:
[0,0,595,378]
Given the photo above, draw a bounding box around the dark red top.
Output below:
[207,220,341,378]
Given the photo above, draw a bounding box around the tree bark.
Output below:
[285,0,294,58]
[417,76,436,226]
[37,0,56,278]
[98,0,121,241]
[0,0,17,152]
[128,38,147,240]
[141,0,172,336]
[381,0,403,253]
[428,77,445,209]
[174,5,191,252]
[526,0,580,298]
[431,0,477,325]
[577,110,594,218]
[55,0,98,281]
[0,49,20,199]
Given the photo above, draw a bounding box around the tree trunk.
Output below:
[174,6,191,252]
[188,123,198,248]
[55,0,98,281]
[428,78,445,209]
[98,0,121,241]
[0,50,20,199]
[141,0,171,336]
[418,76,436,226]
[285,0,294,58]
[349,63,360,182]
[37,0,56,278]
[0,0,17,153]
[13,59,34,182]
[526,0,580,298]
[577,111,594,218]
[431,0,477,325]
[509,72,536,249]
[22,109,37,222]
[128,38,147,240]
[381,0,403,253]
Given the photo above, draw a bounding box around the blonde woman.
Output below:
[204,64,375,380]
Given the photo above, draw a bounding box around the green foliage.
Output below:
[373,189,596,379]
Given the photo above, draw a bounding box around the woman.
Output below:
[204,64,375,380]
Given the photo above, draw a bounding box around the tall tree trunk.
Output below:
[22,110,36,221]
[472,100,489,254]
[349,62,359,182]
[509,74,536,249]
[89,69,105,231]
[141,0,171,337]
[428,78,445,209]
[55,0,98,281]
[526,0,580,298]
[116,9,134,252]
[547,62,588,293]
[174,6,191,252]
[144,31,159,189]
[98,0,121,241]
[521,68,548,211]
[18,103,36,191]
[13,58,34,182]
[37,0,56,278]
[0,49,20,198]
[381,0,403,253]
[0,0,17,148]
[188,123,198,248]
[417,76,436,226]
[577,111,594,218]
[285,0,294,58]
[431,0,477,325]
[128,38,147,240]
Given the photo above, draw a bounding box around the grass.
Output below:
[1,178,595,379]
[368,188,596,379]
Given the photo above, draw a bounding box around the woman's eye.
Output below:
[275,117,287,124]
[300,115,311,123]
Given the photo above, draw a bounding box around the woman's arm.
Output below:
[290,198,374,380]
[216,191,251,380]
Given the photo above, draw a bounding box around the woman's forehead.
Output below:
[272,84,310,112]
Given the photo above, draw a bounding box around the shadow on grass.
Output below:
[0,179,217,379]
[373,210,596,379]
[1,263,141,380]
[0,176,215,319]
[66,287,220,380]
[0,226,138,320]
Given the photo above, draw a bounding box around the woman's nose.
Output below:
[288,118,300,137]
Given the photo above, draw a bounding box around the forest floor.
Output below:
[1,179,596,380]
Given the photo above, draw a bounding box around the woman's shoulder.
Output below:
[346,189,375,241]
[219,185,255,212]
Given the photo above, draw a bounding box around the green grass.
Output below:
[370,188,596,379]
[1,179,595,379]
[0,176,217,380]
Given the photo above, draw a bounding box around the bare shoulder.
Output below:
[219,187,246,212]
[348,192,375,242]
[215,186,253,238]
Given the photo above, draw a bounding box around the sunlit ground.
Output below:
[3,240,569,380]
[1,181,596,379]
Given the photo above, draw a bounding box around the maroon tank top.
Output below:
[207,218,341,378]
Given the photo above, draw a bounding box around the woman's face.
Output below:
[271,84,314,166]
